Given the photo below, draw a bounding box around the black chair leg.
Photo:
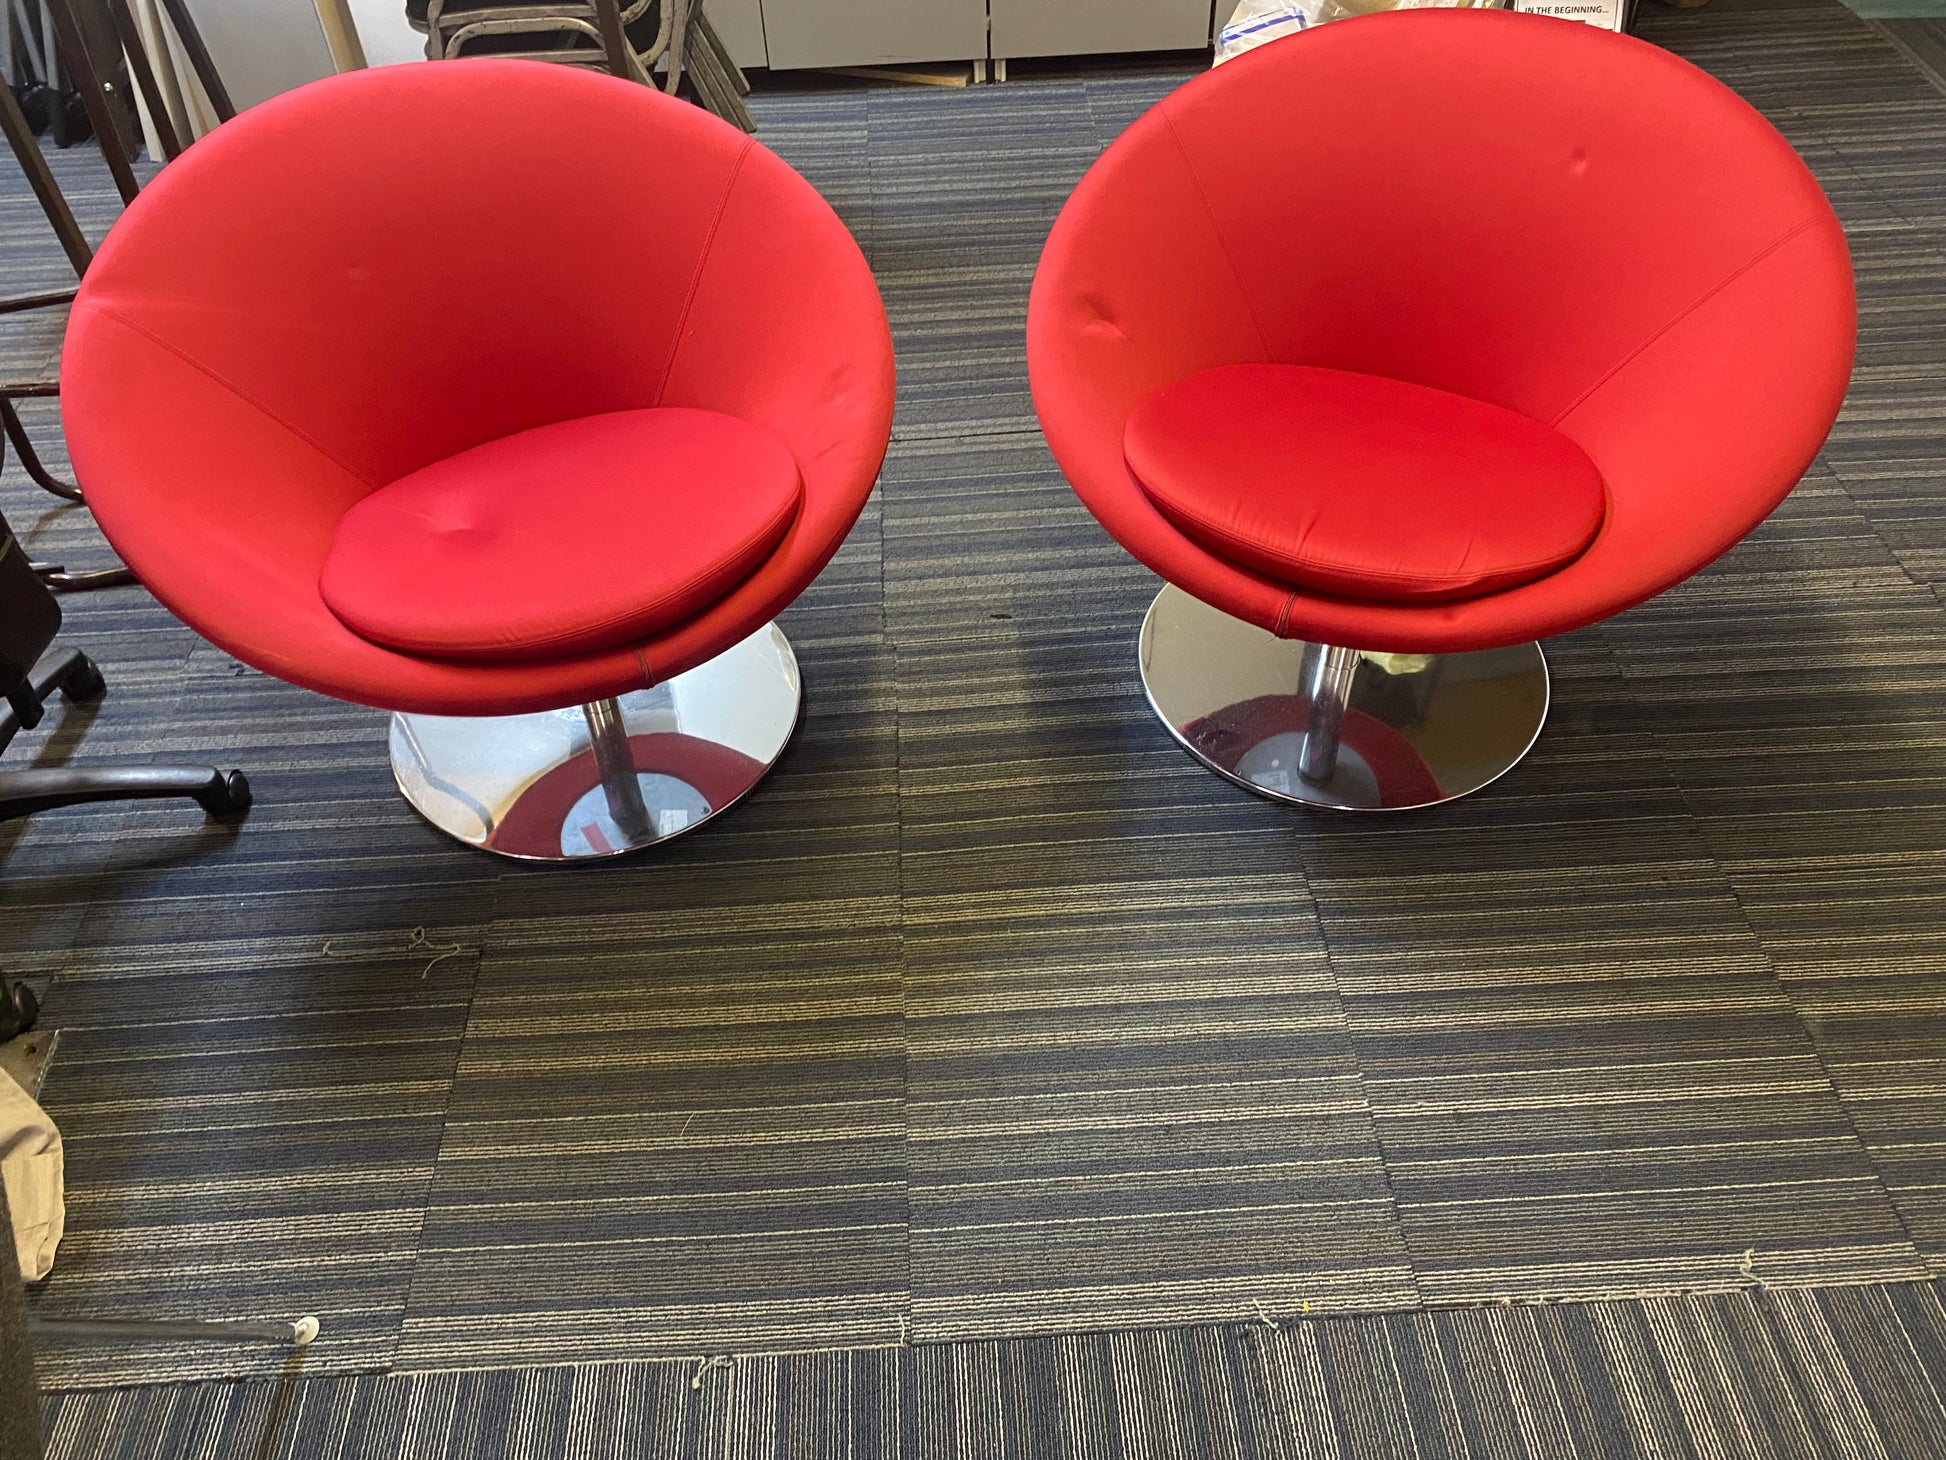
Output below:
[0,979,38,1041]
[31,562,140,593]
[0,765,250,824]
[1,646,100,746]
[5,396,142,591]
[2,396,85,504]
[0,649,249,823]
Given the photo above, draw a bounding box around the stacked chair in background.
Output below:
[0,0,232,594]
[407,0,755,130]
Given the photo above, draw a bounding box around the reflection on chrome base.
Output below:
[1138,585,1547,812]
[389,624,802,861]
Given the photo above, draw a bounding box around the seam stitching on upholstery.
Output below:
[1274,593,1295,637]
[79,302,379,489]
[401,488,801,660]
[655,138,756,406]
[1549,215,1825,429]
[632,646,657,689]
[615,486,800,632]
[1159,106,1275,364]
[1157,500,1597,584]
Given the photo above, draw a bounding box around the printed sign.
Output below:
[1511,0,1625,29]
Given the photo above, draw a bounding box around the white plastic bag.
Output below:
[1215,0,1317,65]
[1216,0,1502,64]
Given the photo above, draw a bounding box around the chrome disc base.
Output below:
[389,624,801,861]
[1138,586,1548,812]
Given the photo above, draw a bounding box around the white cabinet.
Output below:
[991,0,1211,59]
[761,0,1216,69]
[186,0,336,108]
[708,0,769,69]
[762,0,988,69]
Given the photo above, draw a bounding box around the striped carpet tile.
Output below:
[42,1377,287,1460]
[1634,0,1942,114]
[877,430,1149,642]
[1879,19,1946,87]
[1264,1282,1946,1458]
[0,546,200,973]
[42,1370,414,1460]
[21,637,496,1385]
[722,1346,908,1458]
[1604,557,1946,1270]
[391,581,911,1368]
[1725,852,1946,1268]
[6,396,487,1385]
[1822,232,1946,585]
[1797,93,1946,228]
[1589,4,1946,1267]
[1081,65,1202,144]
[909,1324,1293,1459]
[864,79,1098,444]
[753,86,872,258]
[897,1283,1946,1458]
[38,1281,1946,1458]
[393,1364,712,1460]
[0,356,198,979]
[10,0,1946,1404]
[894,617,1416,1340]
[1298,642,1927,1304]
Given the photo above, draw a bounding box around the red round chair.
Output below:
[1028,11,1854,810]
[61,60,893,860]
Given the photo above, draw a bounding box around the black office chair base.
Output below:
[0,765,251,824]
[0,648,251,825]
[0,979,37,1041]
[31,562,139,593]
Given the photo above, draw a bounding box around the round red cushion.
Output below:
[319,407,801,661]
[1124,365,1608,604]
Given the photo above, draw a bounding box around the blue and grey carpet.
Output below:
[3,0,1945,1452]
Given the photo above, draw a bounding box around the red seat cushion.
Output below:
[320,407,801,661]
[1124,365,1608,604]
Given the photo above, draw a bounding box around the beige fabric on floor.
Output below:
[0,1069,62,1281]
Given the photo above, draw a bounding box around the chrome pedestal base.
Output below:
[390,624,801,861]
[1138,585,1548,812]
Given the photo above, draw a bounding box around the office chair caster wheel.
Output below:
[58,657,105,704]
[13,83,53,136]
[195,770,251,818]
[49,89,93,148]
[0,979,39,1041]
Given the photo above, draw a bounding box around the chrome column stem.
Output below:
[582,696,654,842]
[1298,644,1362,785]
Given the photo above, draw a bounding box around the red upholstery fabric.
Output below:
[320,408,801,661]
[1028,11,1855,652]
[61,61,892,715]
[1125,365,1606,603]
